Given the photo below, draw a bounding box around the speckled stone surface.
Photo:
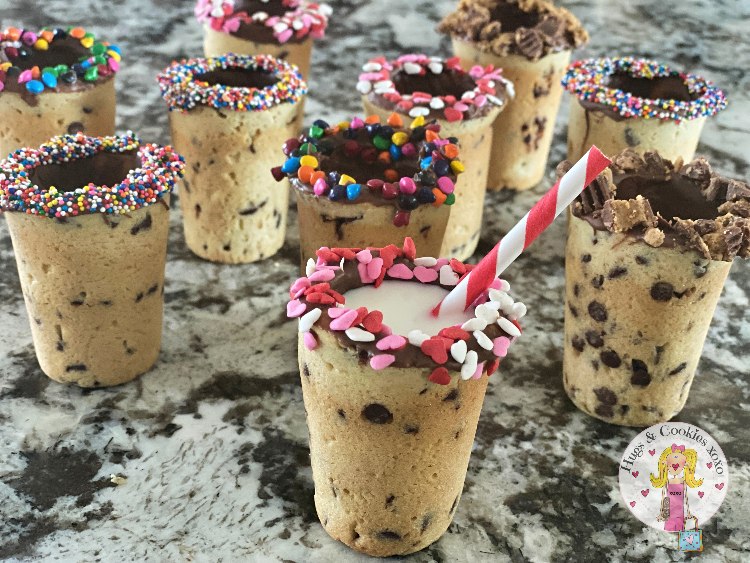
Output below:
[1,1,748,561]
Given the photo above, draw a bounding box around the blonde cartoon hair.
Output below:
[650,445,704,488]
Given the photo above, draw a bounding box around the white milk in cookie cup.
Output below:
[289,240,524,557]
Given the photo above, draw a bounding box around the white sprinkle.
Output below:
[497,316,521,337]
[439,265,460,286]
[253,11,269,22]
[273,22,289,33]
[509,302,527,320]
[408,329,429,346]
[428,62,443,74]
[489,289,514,312]
[210,6,224,18]
[292,19,304,30]
[461,91,476,99]
[461,351,478,380]
[498,279,511,292]
[409,107,430,118]
[345,327,375,342]
[503,80,516,99]
[403,62,421,75]
[362,62,382,72]
[429,98,445,109]
[450,340,467,363]
[299,308,322,332]
[356,80,372,94]
[474,330,493,351]
[487,94,506,106]
[474,303,499,323]
[483,300,502,311]
[374,79,393,90]
[320,4,333,16]
[461,318,487,332]
[414,256,438,267]
[305,259,316,276]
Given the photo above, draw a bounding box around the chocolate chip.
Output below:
[585,330,604,348]
[195,204,201,218]
[130,212,152,235]
[582,254,592,263]
[600,350,621,368]
[222,243,231,252]
[608,266,628,279]
[302,363,310,377]
[337,409,346,419]
[591,275,604,289]
[631,360,651,386]
[655,345,664,365]
[443,389,459,402]
[65,364,87,372]
[147,284,158,295]
[591,360,600,371]
[650,282,674,301]
[82,107,93,114]
[377,530,401,541]
[239,199,267,216]
[404,424,419,434]
[635,256,649,265]
[56,340,65,351]
[449,494,459,514]
[135,292,144,303]
[624,127,639,147]
[418,388,428,395]
[573,283,580,297]
[571,335,585,352]
[620,405,630,416]
[588,301,608,322]
[595,404,614,418]
[67,122,84,134]
[362,404,393,424]
[385,495,395,508]
[420,514,432,533]
[594,387,617,405]
[569,304,579,318]
[669,362,687,376]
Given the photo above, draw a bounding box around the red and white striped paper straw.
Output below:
[433,146,611,317]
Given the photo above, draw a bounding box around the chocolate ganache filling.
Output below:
[28,151,139,192]
[195,67,278,89]
[230,0,307,44]
[489,2,542,31]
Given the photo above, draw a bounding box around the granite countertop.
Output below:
[1,1,748,561]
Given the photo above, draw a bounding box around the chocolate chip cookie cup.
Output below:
[287,239,526,556]
[563,57,728,163]
[195,0,332,79]
[274,114,460,268]
[159,54,306,263]
[439,0,588,191]
[562,150,750,426]
[0,132,185,387]
[0,26,119,157]
[358,54,511,259]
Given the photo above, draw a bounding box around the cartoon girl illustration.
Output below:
[650,444,703,532]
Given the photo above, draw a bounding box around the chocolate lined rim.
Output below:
[194,0,331,44]
[357,54,512,122]
[273,113,464,227]
[157,53,306,112]
[562,57,727,122]
[287,239,526,383]
[0,26,120,96]
[0,132,185,218]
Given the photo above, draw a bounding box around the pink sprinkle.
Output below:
[327,307,350,319]
[303,332,318,350]
[493,336,511,357]
[18,70,33,84]
[433,258,450,270]
[469,65,485,79]
[309,269,335,282]
[474,95,487,107]
[472,361,485,380]
[380,324,392,336]
[277,29,293,43]
[330,309,358,331]
[358,262,375,284]
[290,277,311,294]
[399,177,417,194]
[387,263,414,280]
[313,178,328,195]
[356,249,373,264]
[401,143,417,157]
[376,334,407,351]
[370,354,396,370]
[0,82,4,92]
[453,102,470,112]
[287,299,307,318]
[489,279,502,290]
[437,177,454,194]
[366,257,384,280]
[413,266,438,283]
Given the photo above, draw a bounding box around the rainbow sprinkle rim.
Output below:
[195,0,331,43]
[272,113,464,227]
[157,53,307,112]
[357,54,513,122]
[0,132,185,218]
[561,57,727,122]
[0,26,121,95]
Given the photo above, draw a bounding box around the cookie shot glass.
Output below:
[159,53,307,263]
[0,26,120,157]
[0,132,185,387]
[358,54,511,259]
[563,57,727,163]
[273,114,461,269]
[563,149,750,426]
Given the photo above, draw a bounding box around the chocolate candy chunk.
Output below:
[362,404,392,424]
[600,350,621,368]
[681,157,712,189]
[588,301,608,322]
[611,149,645,172]
[515,28,544,59]
[591,275,604,289]
[571,335,585,352]
[631,360,651,386]
[650,282,674,301]
[585,331,604,348]
[377,530,401,541]
[577,168,615,214]
[608,266,628,279]
[594,387,617,405]
[669,362,687,376]
[602,196,657,232]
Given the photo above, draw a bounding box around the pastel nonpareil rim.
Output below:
[286,238,527,384]
[273,113,464,227]
[195,0,331,43]
[0,132,185,218]
[157,53,307,112]
[561,57,727,122]
[357,54,513,122]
